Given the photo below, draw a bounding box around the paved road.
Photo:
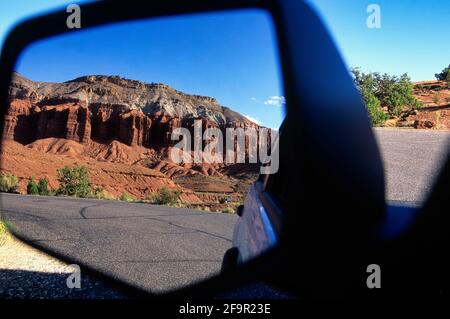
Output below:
[0,194,237,293]
[374,128,450,203]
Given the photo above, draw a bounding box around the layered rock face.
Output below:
[150,114,181,146]
[1,74,264,205]
[36,103,91,143]
[3,73,263,151]
[2,99,33,144]
[118,110,152,146]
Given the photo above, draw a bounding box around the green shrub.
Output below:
[361,88,389,125]
[38,177,50,195]
[120,192,136,202]
[56,166,90,197]
[0,173,19,193]
[27,177,39,195]
[94,187,116,200]
[222,207,235,214]
[147,187,181,206]
[0,221,12,246]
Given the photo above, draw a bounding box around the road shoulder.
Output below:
[0,223,125,299]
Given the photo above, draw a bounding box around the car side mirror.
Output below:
[0,0,287,297]
[0,0,388,299]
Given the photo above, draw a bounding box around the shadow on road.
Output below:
[0,269,126,299]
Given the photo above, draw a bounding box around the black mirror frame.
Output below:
[0,0,389,298]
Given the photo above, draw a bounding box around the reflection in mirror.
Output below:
[0,9,284,293]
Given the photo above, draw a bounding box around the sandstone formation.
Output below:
[1,73,264,208]
[3,73,263,149]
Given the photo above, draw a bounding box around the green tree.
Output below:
[373,73,422,116]
[38,177,50,195]
[27,177,39,195]
[57,166,90,197]
[351,68,422,120]
[435,64,450,83]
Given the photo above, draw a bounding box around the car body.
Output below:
[223,126,284,270]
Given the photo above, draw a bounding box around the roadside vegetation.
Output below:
[93,187,116,200]
[0,173,19,193]
[0,220,12,246]
[147,187,180,206]
[120,192,137,202]
[221,207,236,214]
[27,177,51,196]
[1,165,237,213]
[351,67,422,126]
[56,166,91,197]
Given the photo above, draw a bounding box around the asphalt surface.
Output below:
[374,128,450,203]
[0,195,237,293]
[0,128,449,296]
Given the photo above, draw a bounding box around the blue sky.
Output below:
[308,0,450,81]
[1,1,449,129]
[15,10,285,129]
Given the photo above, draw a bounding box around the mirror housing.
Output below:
[0,0,386,298]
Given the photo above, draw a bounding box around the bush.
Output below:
[222,207,235,214]
[0,221,12,246]
[361,88,389,125]
[120,192,137,202]
[0,173,19,193]
[38,177,50,195]
[435,64,450,83]
[56,166,90,197]
[94,187,115,200]
[27,178,39,195]
[147,187,181,206]
[433,92,441,105]
[351,68,422,119]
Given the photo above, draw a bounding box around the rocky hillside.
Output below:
[4,73,260,148]
[386,80,450,129]
[1,73,262,208]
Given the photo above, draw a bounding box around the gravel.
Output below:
[0,231,126,299]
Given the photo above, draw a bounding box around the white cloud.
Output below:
[250,97,257,101]
[264,96,286,107]
[244,114,262,125]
